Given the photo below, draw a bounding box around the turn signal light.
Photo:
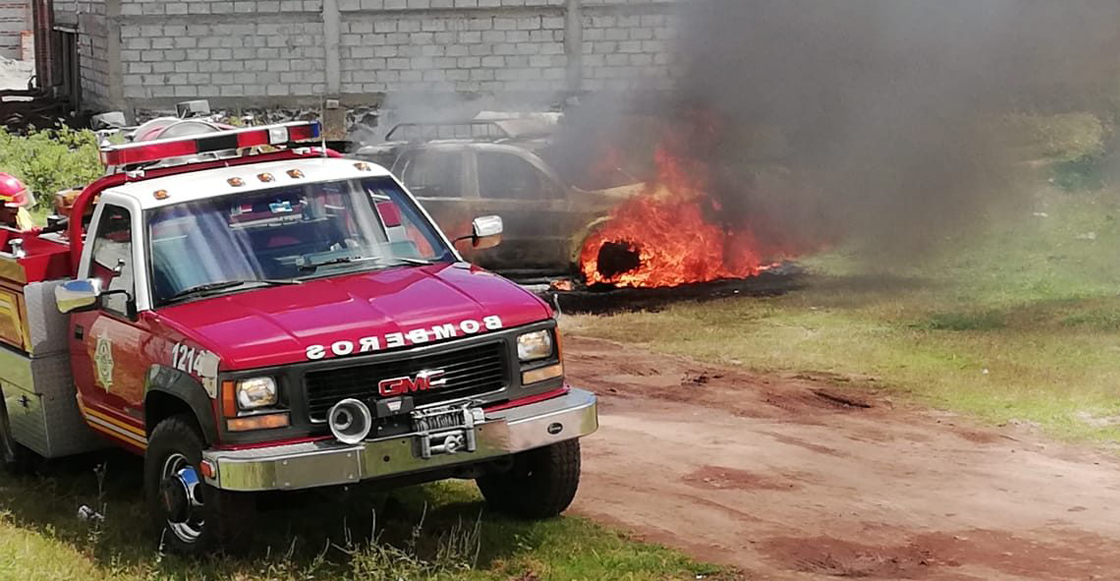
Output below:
[221,380,237,418]
[522,363,563,385]
[226,413,290,432]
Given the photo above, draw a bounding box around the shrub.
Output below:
[0,126,103,209]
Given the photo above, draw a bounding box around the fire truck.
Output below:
[0,121,598,554]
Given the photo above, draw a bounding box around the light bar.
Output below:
[100,121,322,167]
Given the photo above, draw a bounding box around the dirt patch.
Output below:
[565,337,888,421]
[568,335,1120,580]
[767,530,1119,580]
[683,465,798,491]
[953,428,1005,445]
[767,536,946,579]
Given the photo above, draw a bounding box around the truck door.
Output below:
[472,149,568,273]
[68,202,150,448]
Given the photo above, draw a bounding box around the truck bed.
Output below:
[0,226,73,353]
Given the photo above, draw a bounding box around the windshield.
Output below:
[148,176,452,306]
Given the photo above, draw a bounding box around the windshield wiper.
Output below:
[298,255,438,273]
[164,278,301,303]
[385,257,438,266]
[298,255,383,273]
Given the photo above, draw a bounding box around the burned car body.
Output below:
[355,118,641,278]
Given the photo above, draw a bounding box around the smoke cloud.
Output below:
[567,0,1120,261]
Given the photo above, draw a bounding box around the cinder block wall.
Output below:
[0,0,30,60]
[57,0,680,120]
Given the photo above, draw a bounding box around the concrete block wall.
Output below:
[57,0,682,117]
[54,0,78,27]
[581,0,677,91]
[339,5,570,98]
[119,20,327,101]
[75,0,112,109]
[0,0,30,60]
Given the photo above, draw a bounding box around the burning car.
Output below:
[354,116,643,279]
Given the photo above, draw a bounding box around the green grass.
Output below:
[565,185,1120,445]
[0,453,726,580]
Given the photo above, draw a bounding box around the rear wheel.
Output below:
[145,415,256,555]
[0,392,33,476]
[476,439,581,519]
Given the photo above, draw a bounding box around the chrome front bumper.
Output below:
[201,388,598,492]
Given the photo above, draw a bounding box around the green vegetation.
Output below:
[0,457,724,581]
[0,127,102,211]
[565,184,1120,445]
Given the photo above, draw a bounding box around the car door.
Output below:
[393,148,479,247]
[68,202,151,448]
[470,148,569,274]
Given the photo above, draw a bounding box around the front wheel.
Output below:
[476,439,582,519]
[144,415,256,555]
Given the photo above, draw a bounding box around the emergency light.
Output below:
[99,121,322,167]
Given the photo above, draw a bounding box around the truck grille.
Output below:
[303,341,509,422]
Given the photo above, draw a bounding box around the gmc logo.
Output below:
[378,369,447,397]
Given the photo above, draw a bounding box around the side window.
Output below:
[89,204,134,316]
[400,151,463,198]
[477,152,558,200]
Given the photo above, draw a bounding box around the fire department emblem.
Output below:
[94,334,114,391]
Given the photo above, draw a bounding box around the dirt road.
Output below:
[565,336,1120,580]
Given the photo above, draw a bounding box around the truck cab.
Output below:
[0,122,598,554]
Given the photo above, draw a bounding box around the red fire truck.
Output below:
[0,121,597,554]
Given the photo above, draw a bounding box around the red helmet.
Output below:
[0,173,29,207]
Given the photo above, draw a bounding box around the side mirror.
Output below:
[56,278,103,314]
[466,215,503,250]
[453,216,503,250]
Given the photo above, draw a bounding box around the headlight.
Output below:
[517,330,554,362]
[236,377,278,410]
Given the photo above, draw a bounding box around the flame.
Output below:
[579,143,792,288]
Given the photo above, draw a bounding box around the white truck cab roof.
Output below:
[105,157,394,211]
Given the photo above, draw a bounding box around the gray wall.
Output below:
[57,0,680,118]
[0,0,30,60]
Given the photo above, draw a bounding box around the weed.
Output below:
[0,127,102,209]
[912,311,1006,331]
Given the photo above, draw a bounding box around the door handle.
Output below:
[74,325,84,340]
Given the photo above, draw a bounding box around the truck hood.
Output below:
[154,263,551,370]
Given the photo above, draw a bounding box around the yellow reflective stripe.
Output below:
[78,401,146,437]
[85,420,148,449]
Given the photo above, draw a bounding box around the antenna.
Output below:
[320,96,328,157]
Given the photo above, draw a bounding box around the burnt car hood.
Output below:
[155,263,551,371]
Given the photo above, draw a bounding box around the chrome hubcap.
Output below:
[160,453,205,543]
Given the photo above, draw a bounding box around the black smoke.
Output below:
[561,0,1120,260]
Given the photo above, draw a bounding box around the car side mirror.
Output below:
[56,278,103,314]
[460,215,502,250]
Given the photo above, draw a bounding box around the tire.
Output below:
[0,394,34,476]
[145,415,256,555]
[476,439,581,519]
[0,438,33,477]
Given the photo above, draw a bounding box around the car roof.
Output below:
[106,157,393,210]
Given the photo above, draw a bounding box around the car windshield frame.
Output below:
[144,175,456,308]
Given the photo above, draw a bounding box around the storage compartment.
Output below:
[0,348,105,458]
